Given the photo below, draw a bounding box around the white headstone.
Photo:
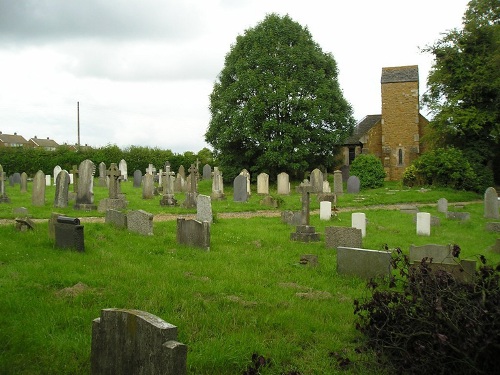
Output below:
[277,172,290,195]
[416,212,431,236]
[351,212,366,238]
[53,165,62,186]
[45,175,51,186]
[257,173,269,195]
[119,159,128,181]
[320,201,332,221]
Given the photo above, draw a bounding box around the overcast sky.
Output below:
[0,0,470,153]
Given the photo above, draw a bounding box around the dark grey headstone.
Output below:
[105,209,127,229]
[233,174,248,202]
[54,170,70,208]
[133,170,142,188]
[202,164,211,180]
[54,219,85,252]
[176,218,210,250]
[12,172,21,185]
[75,159,96,209]
[346,176,360,194]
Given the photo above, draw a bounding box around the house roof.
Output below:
[381,65,418,84]
[0,132,29,145]
[344,114,381,145]
[29,136,59,148]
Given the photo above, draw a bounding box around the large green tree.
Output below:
[206,14,355,181]
[422,0,500,185]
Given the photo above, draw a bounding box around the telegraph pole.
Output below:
[77,101,80,147]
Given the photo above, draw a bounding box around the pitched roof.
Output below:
[381,65,418,84]
[344,115,381,145]
[29,137,59,148]
[0,132,29,145]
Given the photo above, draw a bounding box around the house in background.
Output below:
[342,65,429,181]
[0,132,30,148]
[29,136,59,151]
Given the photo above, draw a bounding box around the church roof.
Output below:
[381,65,418,84]
[344,114,381,145]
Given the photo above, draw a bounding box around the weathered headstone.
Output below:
[175,173,186,193]
[347,176,361,194]
[202,164,211,180]
[484,187,499,219]
[260,195,278,208]
[160,162,177,206]
[446,211,470,221]
[277,172,290,195]
[352,212,366,237]
[240,169,251,196]
[98,163,127,212]
[15,217,35,232]
[178,165,185,180]
[91,308,187,375]
[257,173,269,195]
[105,209,127,229]
[54,215,85,252]
[54,170,70,208]
[337,247,392,279]
[416,212,431,236]
[118,159,127,181]
[325,227,362,249]
[486,222,500,232]
[142,173,154,199]
[74,159,97,210]
[333,170,343,196]
[32,170,46,206]
[196,194,213,224]
[0,165,10,203]
[290,185,320,242]
[310,168,324,193]
[127,210,153,236]
[437,198,448,213]
[133,170,142,188]
[98,162,107,187]
[322,180,331,193]
[211,167,225,200]
[12,172,21,185]
[20,172,27,193]
[176,218,210,251]
[320,201,332,221]
[233,174,248,202]
[181,164,198,208]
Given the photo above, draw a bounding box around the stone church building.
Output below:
[342,65,429,181]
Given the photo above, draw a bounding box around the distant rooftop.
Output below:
[381,65,418,84]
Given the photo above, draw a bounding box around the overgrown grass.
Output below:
[0,179,497,374]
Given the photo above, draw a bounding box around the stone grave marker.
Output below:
[181,164,198,208]
[0,165,10,203]
[54,215,85,252]
[53,165,62,186]
[257,173,269,195]
[196,194,213,224]
[277,172,290,195]
[484,187,499,219]
[333,170,343,196]
[281,211,303,226]
[160,162,177,206]
[347,176,361,194]
[9,174,14,186]
[211,167,224,200]
[260,195,278,208]
[337,247,392,279]
[239,169,251,196]
[202,164,211,180]
[74,159,96,210]
[486,222,500,232]
[45,174,51,186]
[127,210,153,235]
[98,163,127,212]
[54,170,70,208]
[105,209,127,229]
[20,172,27,193]
[142,173,154,199]
[118,159,127,181]
[133,170,142,188]
[416,212,431,236]
[310,168,323,193]
[413,214,441,226]
[322,180,331,193]
[91,308,187,375]
[176,218,210,251]
[32,170,46,206]
[492,238,500,254]
[446,211,470,221]
[98,162,107,187]
[290,185,320,242]
[13,207,29,216]
[325,227,362,249]
[12,172,21,185]
[233,174,248,202]
[352,212,366,237]
[320,201,331,220]
[437,198,448,213]
[15,217,35,232]
[178,165,185,180]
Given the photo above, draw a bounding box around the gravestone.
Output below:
[277,172,290,195]
[352,212,366,237]
[486,222,500,232]
[446,211,470,221]
[484,187,499,219]
[310,168,323,193]
[91,308,187,375]
[178,165,185,180]
[45,175,51,186]
[181,164,198,208]
[233,174,248,202]
[281,211,303,226]
[118,159,127,181]
[15,217,35,232]
[74,159,97,210]
[257,173,269,195]
[52,165,62,186]
[54,170,70,208]
[105,209,127,229]
[240,169,251,196]
[98,163,128,212]
[333,170,343,196]
[492,238,500,254]
[211,167,225,200]
[320,201,331,220]
[176,218,210,251]
[142,173,154,199]
[127,210,153,236]
[20,172,27,193]
[437,198,448,213]
[322,180,331,193]
[347,176,361,194]
[290,185,320,242]
[260,195,278,208]
[133,170,142,188]
[174,173,186,193]
[13,207,29,216]
[32,170,46,206]
[160,162,177,206]
[337,247,392,279]
[202,164,211,180]
[9,174,14,187]
[98,162,107,187]
[196,194,213,224]
[54,216,85,252]
[12,172,21,185]
[416,212,431,236]
[325,227,362,249]
[413,214,441,227]
[0,165,10,203]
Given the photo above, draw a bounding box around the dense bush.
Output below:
[402,147,486,192]
[349,154,386,189]
[354,248,500,374]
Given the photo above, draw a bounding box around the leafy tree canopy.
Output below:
[422,0,499,182]
[206,14,355,181]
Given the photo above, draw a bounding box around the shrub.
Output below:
[354,248,500,374]
[349,154,386,189]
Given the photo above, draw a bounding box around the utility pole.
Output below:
[77,101,80,147]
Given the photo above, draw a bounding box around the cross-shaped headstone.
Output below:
[70,165,79,193]
[107,163,121,199]
[188,164,198,193]
[297,185,315,226]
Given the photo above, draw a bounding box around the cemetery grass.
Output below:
[1,180,498,374]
